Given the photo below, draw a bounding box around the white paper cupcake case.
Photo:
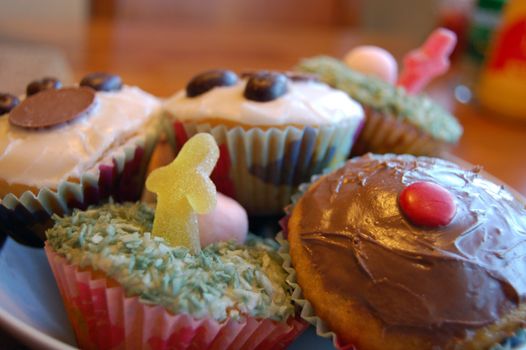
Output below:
[0,119,160,248]
[277,232,345,349]
[164,116,363,215]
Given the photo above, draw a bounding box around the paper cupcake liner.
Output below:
[164,117,363,215]
[0,120,160,249]
[351,107,451,157]
[45,244,308,350]
[277,232,347,350]
[277,174,348,349]
[279,175,526,350]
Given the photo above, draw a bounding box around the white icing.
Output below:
[164,79,364,126]
[0,86,160,189]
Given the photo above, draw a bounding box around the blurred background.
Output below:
[0,0,481,96]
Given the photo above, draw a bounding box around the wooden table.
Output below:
[1,17,526,349]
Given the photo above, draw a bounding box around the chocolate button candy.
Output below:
[26,77,62,96]
[0,93,20,115]
[244,72,288,102]
[9,87,96,128]
[186,70,238,97]
[80,72,122,92]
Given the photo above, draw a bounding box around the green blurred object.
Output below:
[467,0,507,61]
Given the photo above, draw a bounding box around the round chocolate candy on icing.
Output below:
[244,72,288,102]
[399,181,456,227]
[26,77,62,96]
[9,87,96,128]
[80,72,122,92]
[0,93,20,115]
[186,70,238,97]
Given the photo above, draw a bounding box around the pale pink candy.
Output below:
[198,192,248,247]
[344,46,398,84]
[397,28,457,94]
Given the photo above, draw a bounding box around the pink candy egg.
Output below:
[198,192,248,246]
[344,46,398,84]
[399,181,456,227]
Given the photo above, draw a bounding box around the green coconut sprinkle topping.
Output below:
[297,56,463,143]
[46,202,294,322]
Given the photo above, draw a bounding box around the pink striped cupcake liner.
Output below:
[45,244,308,350]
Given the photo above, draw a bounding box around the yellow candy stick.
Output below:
[145,133,219,252]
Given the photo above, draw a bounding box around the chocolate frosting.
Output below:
[292,154,526,342]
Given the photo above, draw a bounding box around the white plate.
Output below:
[0,238,76,349]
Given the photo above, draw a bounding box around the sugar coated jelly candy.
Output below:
[397,28,457,94]
[146,133,219,252]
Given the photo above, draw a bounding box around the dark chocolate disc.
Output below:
[9,87,96,128]
[0,93,20,115]
[186,70,238,97]
[243,72,288,102]
[80,72,122,92]
[26,77,62,96]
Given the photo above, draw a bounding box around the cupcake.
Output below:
[283,154,526,350]
[0,73,161,247]
[163,70,364,215]
[296,55,463,157]
[45,202,306,349]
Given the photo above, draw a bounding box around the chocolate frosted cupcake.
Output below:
[297,56,463,156]
[163,70,364,215]
[283,154,526,350]
[45,202,306,349]
[0,73,161,247]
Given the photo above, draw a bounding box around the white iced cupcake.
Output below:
[0,73,161,247]
[163,70,364,215]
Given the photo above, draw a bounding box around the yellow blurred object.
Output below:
[145,133,219,252]
[478,0,526,121]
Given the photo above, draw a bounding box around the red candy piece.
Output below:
[397,28,457,94]
[399,181,456,227]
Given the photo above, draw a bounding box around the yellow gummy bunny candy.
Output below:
[145,133,219,252]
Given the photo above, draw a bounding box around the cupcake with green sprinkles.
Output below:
[45,134,306,350]
[296,29,463,157]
